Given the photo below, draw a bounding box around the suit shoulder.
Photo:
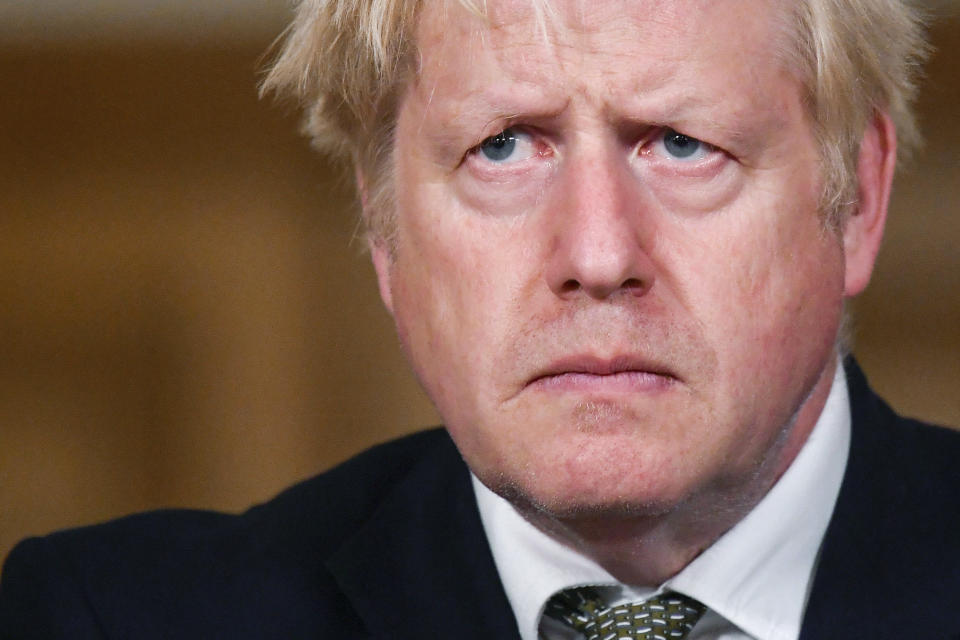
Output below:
[887,417,960,514]
[847,360,960,493]
[803,384,960,635]
[871,405,960,490]
[0,508,238,638]
[7,428,450,562]
[241,427,453,538]
[255,426,452,511]
[0,428,455,637]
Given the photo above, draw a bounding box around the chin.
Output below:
[450,395,724,521]
[476,450,694,522]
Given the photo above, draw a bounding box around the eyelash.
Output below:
[462,128,552,180]
[639,129,729,177]
[463,126,726,176]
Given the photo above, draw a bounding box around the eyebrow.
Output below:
[410,78,569,147]
[410,70,796,165]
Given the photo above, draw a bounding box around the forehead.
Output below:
[417,0,786,58]
[409,0,796,127]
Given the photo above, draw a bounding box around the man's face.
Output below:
[374,0,856,517]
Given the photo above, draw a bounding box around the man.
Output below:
[1,0,957,638]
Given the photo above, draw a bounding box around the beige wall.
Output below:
[2,17,958,568]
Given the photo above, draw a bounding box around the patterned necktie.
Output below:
[544,586,706,640]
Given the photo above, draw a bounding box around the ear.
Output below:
[356,166,396,315]
[842,111,897,297]
[368,235,395,315]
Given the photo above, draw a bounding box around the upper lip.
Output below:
[527,354,679,385]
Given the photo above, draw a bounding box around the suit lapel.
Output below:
[800,360,960,638]
[325,433,521,639]
[799,360,892,637]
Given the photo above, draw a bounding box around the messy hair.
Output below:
[784,0,930,228]
[260,0,929,239]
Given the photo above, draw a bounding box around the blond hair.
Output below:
[784,0,929,227]
[261,0,929,238]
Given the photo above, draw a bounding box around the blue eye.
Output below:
[663,129,702,159]
[479,129,519,162]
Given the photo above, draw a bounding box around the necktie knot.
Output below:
[545,586,705,640]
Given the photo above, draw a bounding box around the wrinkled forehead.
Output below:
[408,0,797,119]
[411,0,793,91]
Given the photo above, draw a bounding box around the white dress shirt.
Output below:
[473,363,851,640]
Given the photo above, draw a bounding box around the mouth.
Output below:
[526,355,679,393]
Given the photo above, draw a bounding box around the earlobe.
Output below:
[357,167,395,314]
[843,111,897,298]
[369,236,395,315]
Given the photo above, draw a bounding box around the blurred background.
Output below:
[1,1,958,569]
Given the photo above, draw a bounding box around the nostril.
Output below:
[560,279,581,295]
[622,277,646,294]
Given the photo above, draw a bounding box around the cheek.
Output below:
[668,189,845,373]
[388,252,477,431]
[387,205,521,411]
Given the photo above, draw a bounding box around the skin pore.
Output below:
[369,0,893,585]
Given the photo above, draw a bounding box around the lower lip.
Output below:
[529,371,676,394]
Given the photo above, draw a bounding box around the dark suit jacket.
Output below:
[2,362,958,639]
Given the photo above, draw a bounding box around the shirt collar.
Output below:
[473,362,850,640]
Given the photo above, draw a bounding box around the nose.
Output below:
[544,147,655,300]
